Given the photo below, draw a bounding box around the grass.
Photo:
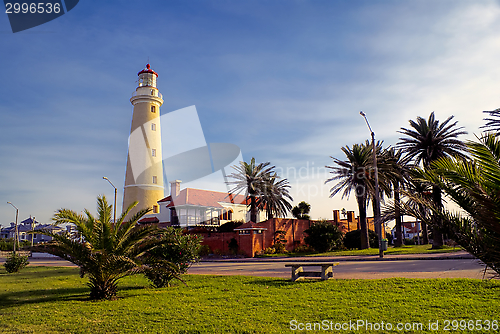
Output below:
[1,266,499,333]
[258,244,463,258]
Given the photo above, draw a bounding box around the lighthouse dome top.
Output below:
[138,64,158,77]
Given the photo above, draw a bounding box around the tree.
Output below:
[227,158,274,223]
[228,158,292,222]
[304,220,343,253]
[380,147,412,247]
[34,196,166,300]
[291,201,311,220]
[398,112,467,248]
[326,143,373,249]
[258,173,293,219]
[409,134,500,276]
[481,108,500,136]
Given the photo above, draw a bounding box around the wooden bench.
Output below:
[285,263,339,282]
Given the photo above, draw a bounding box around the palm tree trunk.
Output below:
[394,181,403,247]
[421,221,429,244]
[357,194,370,249]
[432,185,444,248]
[250,196,257,223]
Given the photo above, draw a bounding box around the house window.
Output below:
[228,209,233,221]
[152,149,156,157]
[151,105,156,113]
[153,205,159,214]
[152,176,157,184]
[151,123,156,131]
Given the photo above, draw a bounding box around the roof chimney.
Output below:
[170,180,182,198]
[333,210,340,223]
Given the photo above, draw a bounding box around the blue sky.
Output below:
[1,0,500,225]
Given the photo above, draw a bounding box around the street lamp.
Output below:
[7,202,19,253]
[359,111,384,259]
[103,177,117,224]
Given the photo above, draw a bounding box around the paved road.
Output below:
[188,258,489,279]
[15,255,492,279]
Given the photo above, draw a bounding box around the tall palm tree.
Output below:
[481,108,500,136]
[227,158,274,223]
[326,143,373,249]
[35,196,166,300]
[419,134,500,275]
[398,112,467,248]
[258,173,293,220]
[380,147,412,246]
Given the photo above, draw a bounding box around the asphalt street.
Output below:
[10,252,492,280]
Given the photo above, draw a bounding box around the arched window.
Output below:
[228,209,233,221]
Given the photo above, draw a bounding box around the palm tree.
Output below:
[227,158,274,223]
[481,108,500,136]
[380,147,412,246]
[258,173,293,220]
[291,201,311,220]
[419,134,500,275]
[35,196,166,300]
[326,143,373,249]
[398,112,467,248]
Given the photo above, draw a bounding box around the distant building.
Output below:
[0,217,64,243]
[139,180,267,228]
[391,221,420,240]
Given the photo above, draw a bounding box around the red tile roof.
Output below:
[161,188,248,208]
[158,195,172,203]
[138,217,160,224]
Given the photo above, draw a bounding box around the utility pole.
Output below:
[360,111,384,259]
[7,202,19,253]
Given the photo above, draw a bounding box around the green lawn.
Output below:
[259,244,463,258]
[1,266,499,333]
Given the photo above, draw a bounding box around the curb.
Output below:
[201,253,476,263]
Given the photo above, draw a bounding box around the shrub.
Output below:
[343,229,378,250]
[0,239,30,251]
[273,230,287,253]
[228,238,239,254]
[293,244,314,253]
[263,247,276,254]
[198,244,211,257]
[142,228,202,288]
[404,238,416,245]
[4,252,29,273]
[304,220,343,253]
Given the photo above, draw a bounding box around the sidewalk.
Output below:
[201,250,475,263]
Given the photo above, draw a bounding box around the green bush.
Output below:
[293,244,314,253]
[4,252,29,273]
[304,220,343,253]
[0,239,31,251]
[142,228,202,288]
[343,229,378,249]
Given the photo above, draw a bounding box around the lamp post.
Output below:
[7,202,19,253]
[103,177,117,224]
[359,111,384,259]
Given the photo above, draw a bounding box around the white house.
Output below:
[139,180,267,228]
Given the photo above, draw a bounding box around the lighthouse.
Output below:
[122,64,164,219]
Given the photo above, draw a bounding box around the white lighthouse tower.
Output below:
[122,64,164,219]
